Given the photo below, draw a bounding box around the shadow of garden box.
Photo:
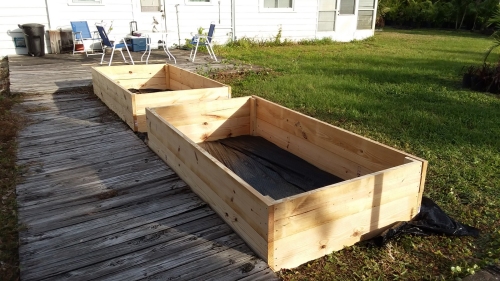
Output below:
[146,96,428,271]
[91,64,231,132]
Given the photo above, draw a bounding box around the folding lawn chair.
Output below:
[96,25,134,66]
[190,24,217,62]
[70,21,102,56]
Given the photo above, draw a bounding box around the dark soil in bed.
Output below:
[199,135,342,200]
[128,88,171,94]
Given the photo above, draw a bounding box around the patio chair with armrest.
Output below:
[70,21,102,56]
[190,24,217,62]
[96,25,135,66]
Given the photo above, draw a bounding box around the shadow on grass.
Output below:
[384,27,492,40]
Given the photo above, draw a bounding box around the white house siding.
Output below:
[161,0,233,48]
[46,0,134,40]
[0,0,377,56]
[234,0,318,42]
[0,1,50,56]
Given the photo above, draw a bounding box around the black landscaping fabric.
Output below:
[198,135,343,200]
[375,197,480,245]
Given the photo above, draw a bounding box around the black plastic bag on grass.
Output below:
[375,197,480,246]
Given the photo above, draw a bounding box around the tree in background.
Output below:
[379,0,499,31]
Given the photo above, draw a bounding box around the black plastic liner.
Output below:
[375,197,480,245]
[199,135,343,200]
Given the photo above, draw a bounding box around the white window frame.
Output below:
[357,0,376,30]
[68,0,103,5]
[141,0,162,12]
[185,0,214,6]
[317,0,337,32]
[259,0,295,13]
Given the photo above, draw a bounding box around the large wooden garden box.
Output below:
[145,96,428,271]
[91,64,230,132]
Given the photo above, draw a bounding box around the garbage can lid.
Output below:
[19,23,45,28]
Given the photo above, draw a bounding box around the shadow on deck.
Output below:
[12,51,277,280]
[8,49,235,94]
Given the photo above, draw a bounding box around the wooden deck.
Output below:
[9,49,232,94]
[11,51,278,280]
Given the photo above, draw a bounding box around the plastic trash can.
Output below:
[18,23,45,56]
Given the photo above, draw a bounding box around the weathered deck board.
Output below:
[12,51,277,280]
[8,50,234,94]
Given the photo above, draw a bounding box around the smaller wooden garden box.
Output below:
[146,96,428,271]
[91,64,231,132]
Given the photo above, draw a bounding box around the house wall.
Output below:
[161,0,233,47]
[46,0,134,41]
[234,0,318,42]
[0,0,51,56]
[0,0,377,56]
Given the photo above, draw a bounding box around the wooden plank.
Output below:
[146,124,270,260]
[134,87,231,115]
[18,194,203,247]
[17,149,154,186]
[133,87,231,132]
[17,164,173,212]
[176,116,250,143]
[18,126,127,148]
[151,96,250,127]
[164,64,170,89]
[271,161,423,241]
[20,198,206,258]
[143,243,255,281]
[21,214,225,281]
[255,96,410,170]
[238,271,280,281]
[16,136,142,163]
[167,64,226,91]
[93,64,165,79]
[271,196,415,270]
[18,178,184,226]
[250,97,257,136]
[18,175,179,218]
[115,77,167,90]
[168,65,182,90]
[22,207,214,268]
[20,170,179,228]
[191,259,279,281]
[17,146,149,174]
[256,119,371,180]
[169,79,186,91]
[17,130,132,158]
[47,224,236,281]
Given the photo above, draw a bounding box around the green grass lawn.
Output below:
[215,28,500,280]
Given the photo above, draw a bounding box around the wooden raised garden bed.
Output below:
[91,64,231,132]
[145,96,428,271]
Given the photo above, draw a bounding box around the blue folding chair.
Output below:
[70,21,101,56]
[190,24,217,62]
[96,25,134,66]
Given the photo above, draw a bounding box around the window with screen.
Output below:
[141,0,160,12]
[357,0,375,29]
[263,0,293,8]
[317,0,336,31]
[339,0,355,15]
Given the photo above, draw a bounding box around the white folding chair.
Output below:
[190,24,217,62]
